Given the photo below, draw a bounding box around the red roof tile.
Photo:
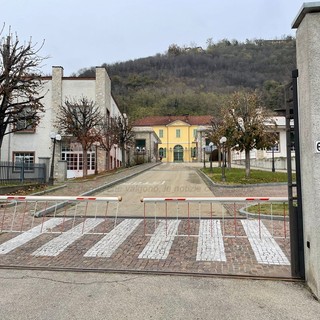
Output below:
[133,115,213,126]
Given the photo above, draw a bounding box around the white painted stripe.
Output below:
[138,219,180,260]
[241,220,290,265]
[0,218,69,254]
[32,219,103,257]
[84,219,141,258]
[196,220,226,262]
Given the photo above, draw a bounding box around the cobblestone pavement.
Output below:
[0,163,292,278]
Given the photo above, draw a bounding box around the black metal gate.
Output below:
[283,70,305,279]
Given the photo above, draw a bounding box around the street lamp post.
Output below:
[219,136,227,182]
[209,142,214,172]
[271,142,277,172]
[49,132,61,186]
[94,142,100,175]
[203,146,206,168]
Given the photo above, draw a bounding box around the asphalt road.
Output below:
[97,162,226,217]
[0,269,319,320]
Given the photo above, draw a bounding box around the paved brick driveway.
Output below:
[0,163,292,278]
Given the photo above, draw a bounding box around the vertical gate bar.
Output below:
[176,202,179,236]
[30,201,38,229]
[19,201,28,232]
[210,202,213,237]
[258,203,261,240]
[81,201,89,234]
[270,203,274,238]
[10,201,18,232]
[61,205,68,233]
[283,202,287,239]
[187,202,190,237]
[114,201,119,228]
[40,201,48,233]
[234,202,237,237]
[143,202,146,236]
[72,203,78,229]
[152,202,158,235]
[104,202,109,234]
[0,202,8,232]
[222,202,225,237]
[165,202,168,236]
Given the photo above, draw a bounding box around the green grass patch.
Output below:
[201,167,295,185]
[246,203,289,216]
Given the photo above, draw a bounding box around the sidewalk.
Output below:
[38,162,160,197]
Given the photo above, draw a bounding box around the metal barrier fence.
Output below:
[0,161,46,184]
[140,197,289,239]
[0,195,122,234]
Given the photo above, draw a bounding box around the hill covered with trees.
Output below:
[76,37,296,120]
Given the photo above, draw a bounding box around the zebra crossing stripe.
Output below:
[241,220,290,265]
[196,220,226,262]
[32,219,104,257]
[138,219,180,259]
[0,218,69,254]
[84,219,141,258]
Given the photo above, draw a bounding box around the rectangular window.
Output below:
[159,129,163,138]
[15,107,36,132]
[135,139,146,153]
[13,152,35,172]
[159,147,167,158]
[193,129,197,138]
[176,129,181,138]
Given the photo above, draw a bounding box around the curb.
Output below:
[35,162,160,217]
[238,207,289,221]
[197,169,288,189]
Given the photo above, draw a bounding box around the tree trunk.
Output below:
[245,148,250,178]
[83,149,88,177]
[121,144,126,168]
[105,150,110,171]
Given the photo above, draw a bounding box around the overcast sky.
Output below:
[1,0,305,76]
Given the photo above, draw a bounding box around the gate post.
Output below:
[293,3,320,299]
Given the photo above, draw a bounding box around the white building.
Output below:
[231,116,295,170]
[0,66,124,180]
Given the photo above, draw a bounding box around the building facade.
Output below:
[133,115,213,163]
[0,66,124,180]
[132,115,293,169]
[130,127,161,165]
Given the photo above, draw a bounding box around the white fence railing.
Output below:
[140,196,289,239]
[0,195,122,234]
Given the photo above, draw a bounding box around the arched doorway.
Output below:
[173,145,184,162]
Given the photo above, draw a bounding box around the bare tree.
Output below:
[223,90,278,178]
[0,27,46,148]
[115,115,134,167]
[97,116,119,171]
[56,97,102,177]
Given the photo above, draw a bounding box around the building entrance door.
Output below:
[173,145,184,162]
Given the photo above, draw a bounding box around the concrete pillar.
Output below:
[292,2,320,299]
[57,160,67,183]
[38,157,50,183]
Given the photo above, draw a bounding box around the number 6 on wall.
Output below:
[316,141,320,153]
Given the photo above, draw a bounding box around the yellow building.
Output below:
[133,115,213,162]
